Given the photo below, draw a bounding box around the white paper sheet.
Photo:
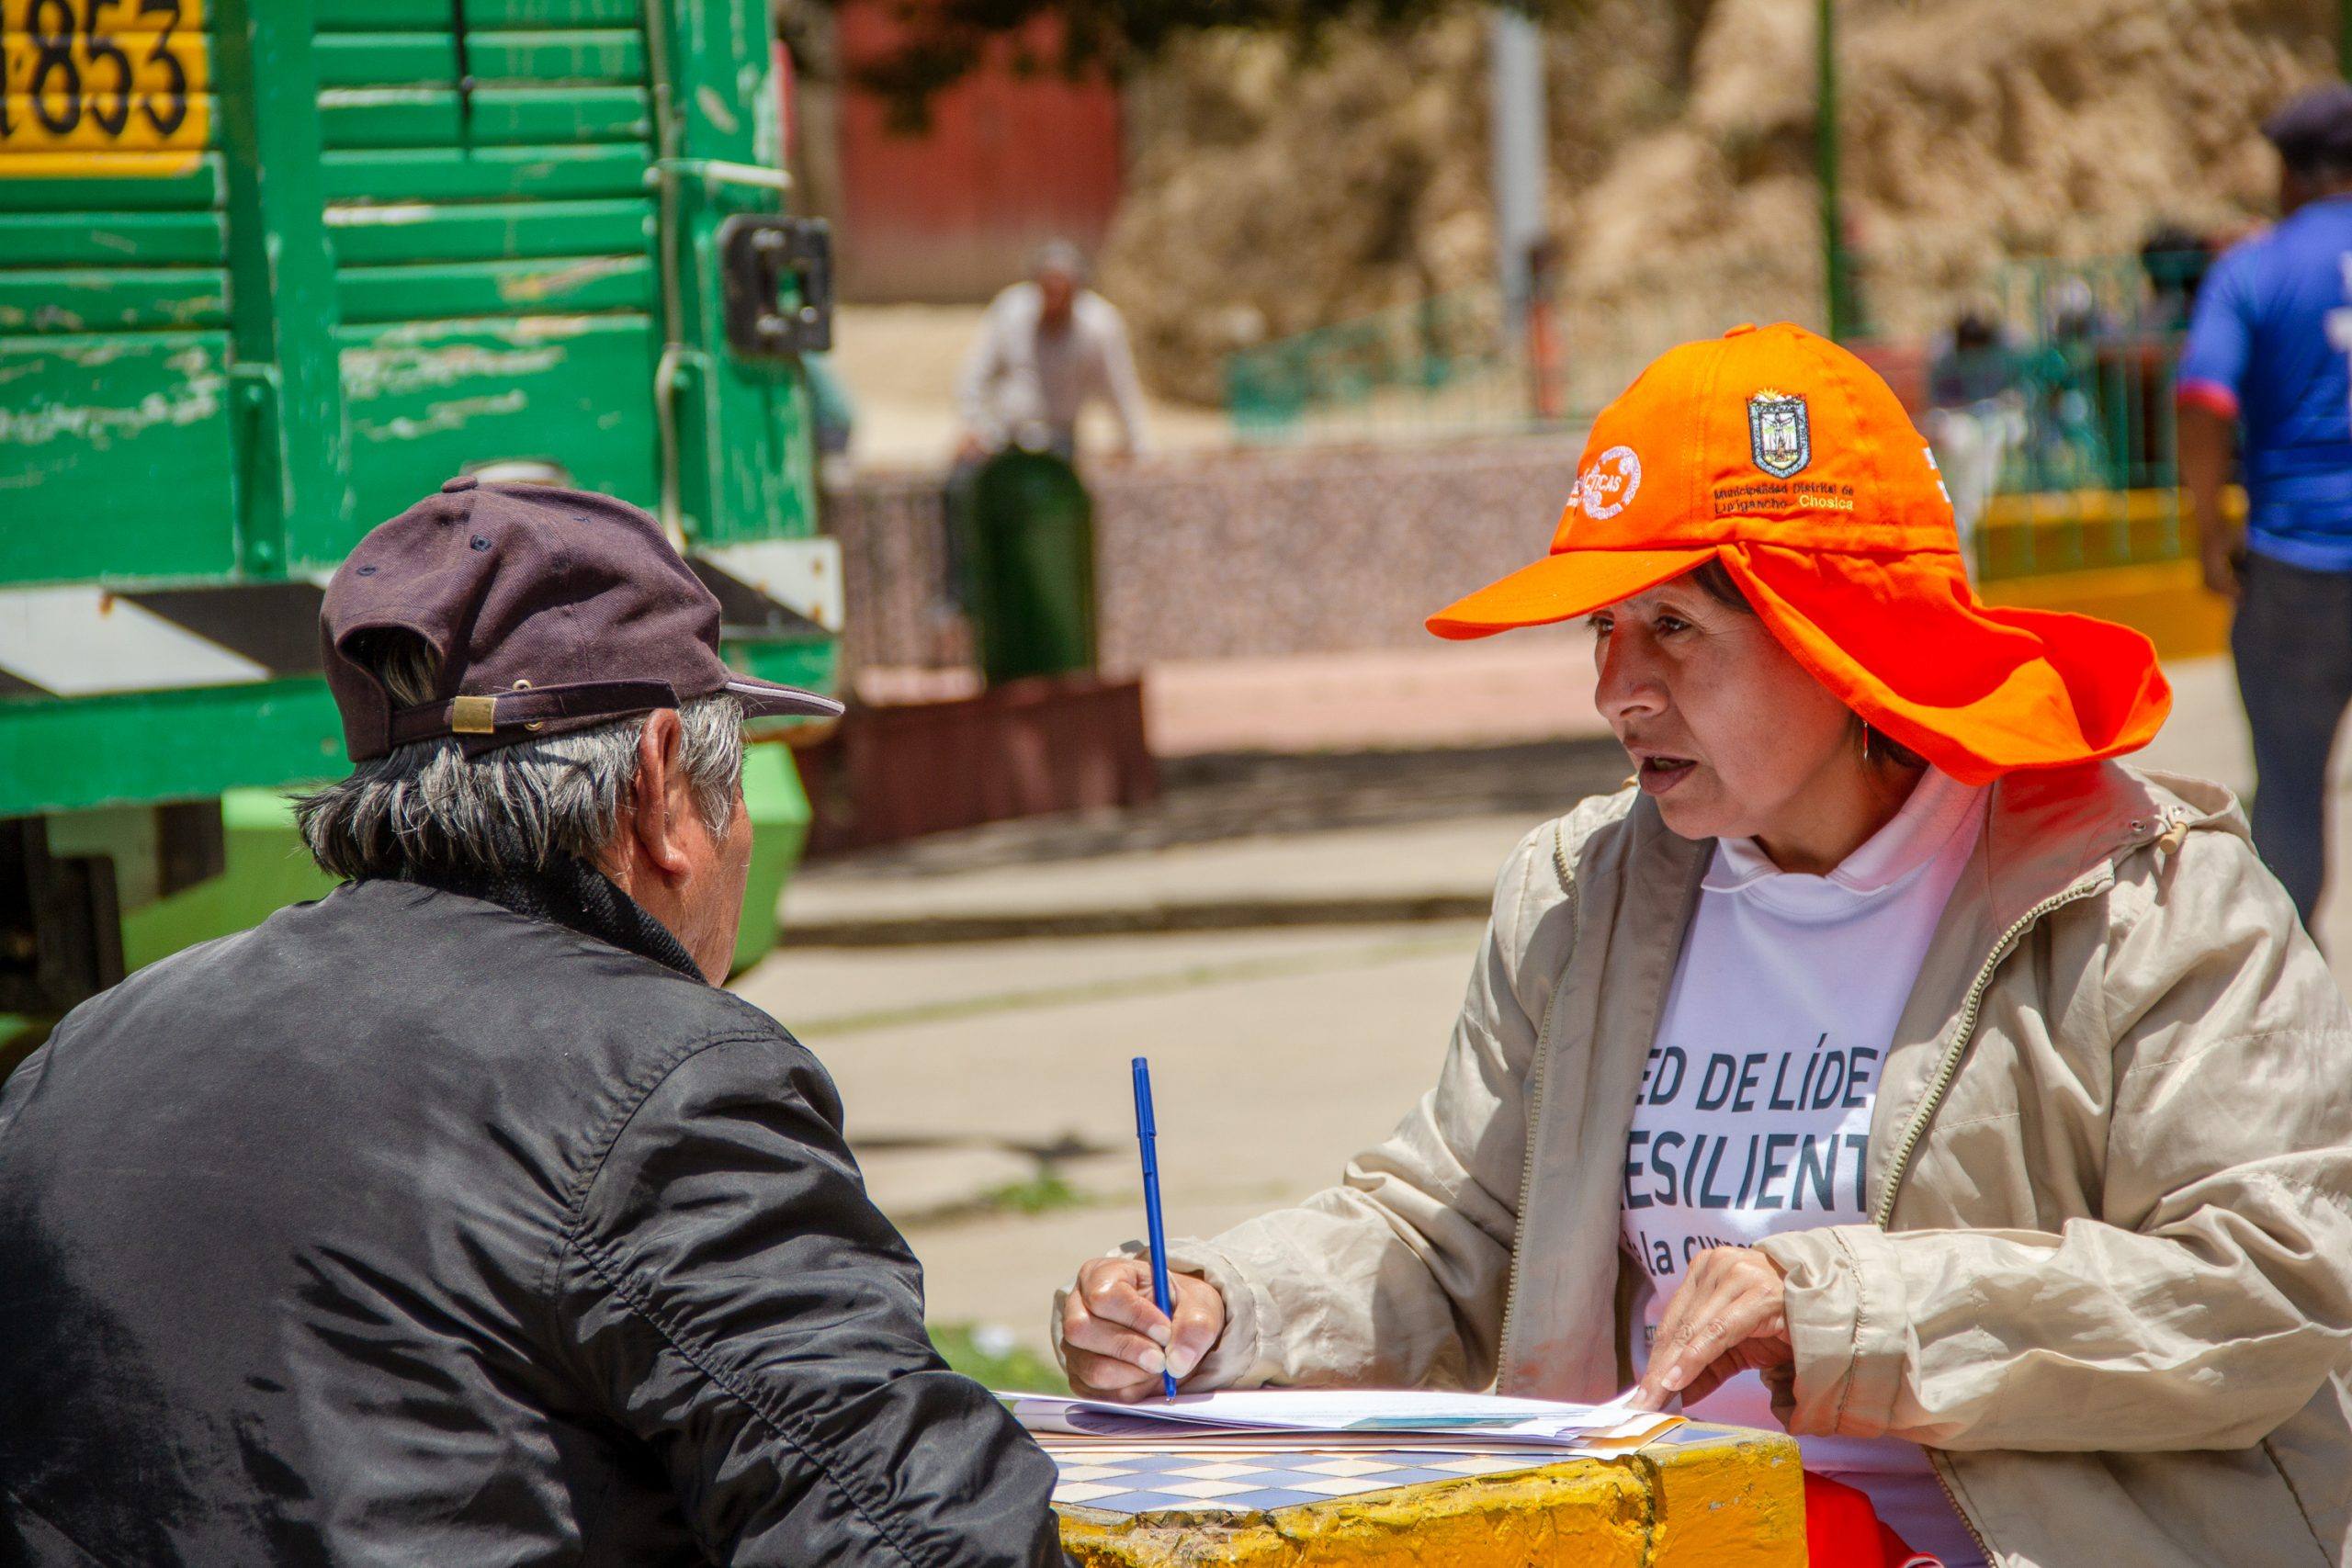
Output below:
[1001,1388,1672,1448]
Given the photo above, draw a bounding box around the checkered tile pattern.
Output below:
[1046,1450,1545,1515]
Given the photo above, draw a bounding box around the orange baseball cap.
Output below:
[1426,322,2171,785]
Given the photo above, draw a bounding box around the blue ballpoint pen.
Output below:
[1130,1056,1180,1400]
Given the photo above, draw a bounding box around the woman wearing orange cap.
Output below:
[1055,325,2352,1567]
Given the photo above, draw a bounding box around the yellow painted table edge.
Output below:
[1057,1425,1805,1568]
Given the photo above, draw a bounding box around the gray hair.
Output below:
[295,631,744,882]
[1028,238,1087,282]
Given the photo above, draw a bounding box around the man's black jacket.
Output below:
[0,863,1066,1566]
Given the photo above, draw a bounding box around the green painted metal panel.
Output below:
[0,154,224,211]
[317,85,649,148]
[337,312,659,545]
[731,742,809,974]
[471,26,645,81]
[320,143,649,202]
[314,36,449,88]
[324,198,650,266]
[317,0,640,28]
[217,0,348,575]
[0,681,347,818]
[1,211,225,265]
[117,789,342,975]
[313,29,646,87]
[0,332,236,584]
[337,254,653,321]
[667,346,818,547]
[0,269,229,333]
[650,2,820,549]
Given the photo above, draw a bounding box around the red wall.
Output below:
[831,1,1124,301]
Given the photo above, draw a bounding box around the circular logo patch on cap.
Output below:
[1579,446,1642,520]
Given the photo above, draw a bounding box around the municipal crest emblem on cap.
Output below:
[1747,390,1811,479]
[1579,445,1642,520]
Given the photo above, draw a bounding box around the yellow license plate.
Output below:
[1,0,209,175]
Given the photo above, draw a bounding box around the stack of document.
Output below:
[1006,1388,1679,1455]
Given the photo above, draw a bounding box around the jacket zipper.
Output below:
[1869,880,2103,1229]
[1928,1451,1996,1566]
[1871,876,2103,1567]
[1494,827,1580,1380]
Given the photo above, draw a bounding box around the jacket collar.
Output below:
[386,855,705,981]
[1614,758,2244,1145]
[1623,760,2243,940]
[1975,762,2245,929]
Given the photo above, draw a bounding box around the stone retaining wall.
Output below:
[825,435,1581,679]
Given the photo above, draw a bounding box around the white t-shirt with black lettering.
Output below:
[1623,765,1987,1568]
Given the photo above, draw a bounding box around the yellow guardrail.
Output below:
[1975,487,2239,661]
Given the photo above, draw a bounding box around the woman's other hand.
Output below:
[1627,1246,1792,1412]
[1060,1258,1226,1401]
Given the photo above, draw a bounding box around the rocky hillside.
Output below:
[1101,0,2337,402]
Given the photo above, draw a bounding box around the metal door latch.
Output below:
[718,216,832,357]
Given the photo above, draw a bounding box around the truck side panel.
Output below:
[1,3,231,586]
[315,1,663,536]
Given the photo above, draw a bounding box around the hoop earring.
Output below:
[1860,722,1875,764]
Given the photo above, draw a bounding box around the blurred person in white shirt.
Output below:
[955,241,1151,463]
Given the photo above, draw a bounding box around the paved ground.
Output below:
[783,726,1635,942]
[730,651,2352,1367]
[730,920,1487,1359]
[1144,629,1604,756]
[786,809,1546,942]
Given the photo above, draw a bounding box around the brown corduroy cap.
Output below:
[322,477,842,761]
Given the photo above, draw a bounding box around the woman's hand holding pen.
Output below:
[1062,1258,1226,1401]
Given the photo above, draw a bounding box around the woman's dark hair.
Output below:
[1683,558,1928,773]
[1687,556,1750,614]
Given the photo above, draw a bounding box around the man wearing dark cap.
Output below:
[2179,81,2352,929]
[0,481,1069,1566]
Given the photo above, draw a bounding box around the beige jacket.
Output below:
[1139,763,2352,1567]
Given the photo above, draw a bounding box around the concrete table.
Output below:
[1054,1422,1805,1566]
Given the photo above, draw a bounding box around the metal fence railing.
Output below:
[1223,285,1814,446]
[1951,248,2208,581]
[1224,289,1532,444]
[1221,251,2222,582]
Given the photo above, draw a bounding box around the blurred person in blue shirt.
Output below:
[2178,83,2352,925]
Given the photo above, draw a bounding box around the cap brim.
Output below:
[726,676,845,719]
[1426,547,1719,640]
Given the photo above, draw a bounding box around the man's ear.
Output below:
[627,710,692,880]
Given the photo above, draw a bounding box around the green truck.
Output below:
[0,0,839,1062]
